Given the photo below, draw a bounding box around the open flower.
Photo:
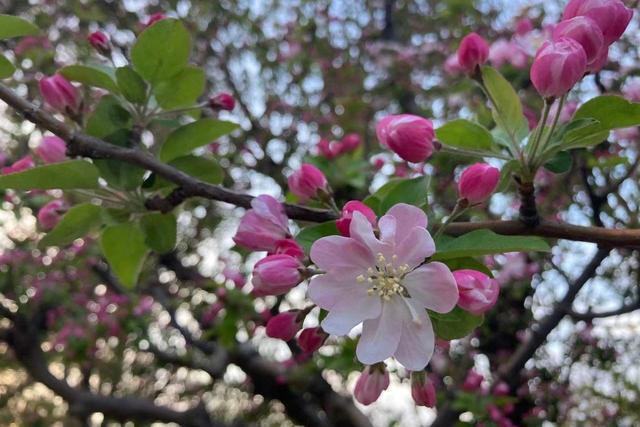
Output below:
[308,203,458,370]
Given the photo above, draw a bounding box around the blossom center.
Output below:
[356,253,409,300]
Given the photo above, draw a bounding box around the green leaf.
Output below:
[140,212,177,253]
[435,119,496,153]
[131,18,191,83]
[0,160,100,190]
[544,151,572,174]
[0,54,15,79]
[159,119,239,162]
[148,155,224,189]
[0,15,39,39]
[496,159,520,193]
[94,130,146,190]
[364,176,429,215]
[441,257,493,276]
[100,223,148,288]
[116,67,147,104]
[39,203,102,248]
[296,221,338,253]
[59,65,119,92]
[433,229,549,260]
[155,66,205,109]
[480,66,528,142]
[574,95,640,130]
[430,307,484,340]
[86,95,132,138]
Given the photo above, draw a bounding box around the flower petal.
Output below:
[308,273,367,310]
[356,296,405,365]
[393,299,435,370]
[321,295,382,335]
[395,227,436,269]
[386,203,428,232]
[310,235,374,274]
[402,262,459,313]
[349,211,391,256]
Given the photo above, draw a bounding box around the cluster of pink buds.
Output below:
[376,114,436,163]
[531,0,632,98]
[317,133,362,159]
[39,74,81,116]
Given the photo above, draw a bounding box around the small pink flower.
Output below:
[87,31,111,56]
[143,13,166,28]
[297,326,327,353]
[2,155,34,175]
[444,54,463,75]
[209,92,235,111]
[489,39,528,69]
[252,254,303,296]
[354,364,390,405]
[457,163,500,203]
[39,74,81,115]
[234,195,290,252]
[317,138,339,159]
[287,163,328,202]
[411,372,437,407]
[38,200,67,231]
[266,310,303,341]
[133,296,154,316]
[336,200,377,237]
[530,38,587,98]
[493,381,510,396]
[341,133,362,152]
[461,369,484,391]
[309,203,458,370]
[271,238,305,260]
[457,32,490,74]
[35,136,66,163]
[201,301,224,326]
[515,18,534,36]
[562,0,633,45]
[552,16,604,65]
[453,269,500,315]
[376,114,435,163]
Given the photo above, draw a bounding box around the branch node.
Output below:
[516,177,539,227]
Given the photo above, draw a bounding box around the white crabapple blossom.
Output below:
[308,203,459,370]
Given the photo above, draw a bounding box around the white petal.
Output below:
[393,299,435,370]
[349,211,391,256]
[395,227,436,269]
[308,273,367,310]
[402,262,459,313]
[310,235,374,274]
[356,296,405,365]
[321,295,382,335]
[386,203,428,231]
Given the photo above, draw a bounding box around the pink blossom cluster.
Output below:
[316,133,362,159]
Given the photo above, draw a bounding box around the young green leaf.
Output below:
[0,160,100,190]
[296,221,338,253]
[100,223,148,288]
[140,212,177,253]
[481,66,528,143]
[159,119,239,162]
[86,95,132,138]
[155,66,205,109]
[430,307,484,340]
[39,203,102,248]
[0,15,39,39]
[0,54,15,79]
[433,229,549,260]
[131,18,191,83]
[364,176,429,215]
[436,119,496,153]
[116,67,147,104]
[59,65,119,92]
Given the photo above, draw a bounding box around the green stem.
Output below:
[533,95,566,170]
[527,98,552,172]
[433,200,469,242]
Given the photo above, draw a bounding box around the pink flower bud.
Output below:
[37,199,67,231]
[39,74,81,115]
[266,310,303,341]
[133,296,154,316]
[457,32,490,74]
[530,38,587,98]
[353,365,390,405]
[297,326,327,353]
[341,133,362,152]
[87,31,111,56]
[252,254,303,296]
[209,92,235,111]
[453,269,500,315]
[222,268,246,289]
[35,136,66,164]
[562,0,633,45]
[515,18,534,36]
[287,163,328,202]
[143,13,166,28]
[271,238,305,260]
[317,138,338,159]
[493,381,510,396]
[1,155,34,175]
[587,44,609,72]
[201,301,224,326]
[376,114,435,163]
[336,200,377,237]
[552,16,604,65]
[457,163,500,203]
[411,372,437,407]
[234,195,290,252]
[461,369,484,391]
